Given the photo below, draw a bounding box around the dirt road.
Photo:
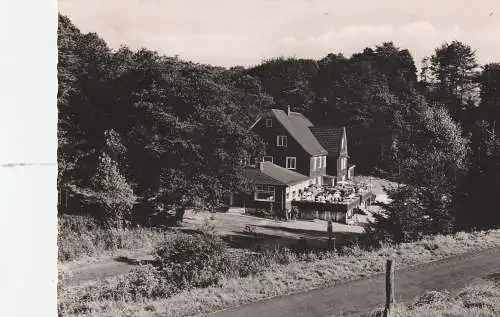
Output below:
[206,247,500,317]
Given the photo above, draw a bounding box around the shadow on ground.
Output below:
[221,229,361,252]
[486,272,500,282]
[114,256,158,266]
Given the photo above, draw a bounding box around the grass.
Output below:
[58,215,166,262]
[368,281,500,317]
[58,229,500,317]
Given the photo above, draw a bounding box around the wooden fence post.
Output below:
[383,259,395,317]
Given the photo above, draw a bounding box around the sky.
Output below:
[58,0,500,69]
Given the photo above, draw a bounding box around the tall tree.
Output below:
[58,14,112,213]
[372,105,469,242]
[87,152,136,227]
[479,63,500,133]
[454,121,500,230]
[247,57,318,114]
[119,54,265,220]
[57,14,266,223]
[312,48,420,175]
[421,41,480,130]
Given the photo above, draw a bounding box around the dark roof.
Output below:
[271,109,327,156]
[244,161,309,185]
[243,168,284,186]
[310,126,344,156]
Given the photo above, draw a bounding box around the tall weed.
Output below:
[58,215,165,262]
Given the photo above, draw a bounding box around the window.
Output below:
[317,156,322,168]
[263,156,273,163]
[286,157,296,169]
[312,157,316,170]
[254,185,275,201]
[265,118,273,127]
[277,135,287,147]
[322,156,326,168]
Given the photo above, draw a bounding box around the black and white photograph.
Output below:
[3,1,500,316]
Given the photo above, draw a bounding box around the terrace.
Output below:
[295,180,373,204]
[291,180,376,224]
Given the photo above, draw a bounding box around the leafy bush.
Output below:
[154,232,232,289]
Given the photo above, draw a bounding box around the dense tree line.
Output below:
[58,14,500,237]
[57,15,270,226]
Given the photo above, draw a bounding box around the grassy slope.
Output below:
[367,281,500,317]
[58,230,500,317]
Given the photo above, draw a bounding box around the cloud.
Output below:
[58,0,500,67]
[275,22,465,65]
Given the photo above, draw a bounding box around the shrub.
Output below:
[154,232,232,289]
[87,152,136,227]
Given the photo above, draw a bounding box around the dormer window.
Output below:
[265,118,273,127]
[277,135,287,147]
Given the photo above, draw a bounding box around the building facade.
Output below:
[230,106,358,216]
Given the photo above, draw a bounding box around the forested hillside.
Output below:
[58,13,500,237]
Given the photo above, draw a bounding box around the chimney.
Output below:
[287,105,291,116]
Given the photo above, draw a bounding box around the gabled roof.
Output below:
[310,126,345,156]
[271,109,327,156]
[244,161,309,186]
[288,111,313,127]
